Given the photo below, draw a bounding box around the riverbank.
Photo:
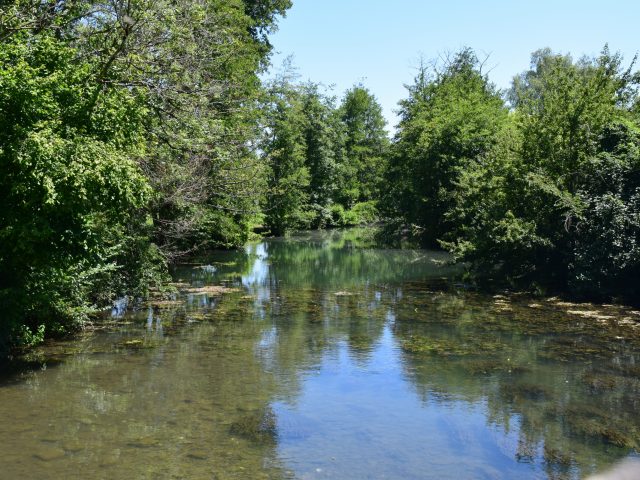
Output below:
[4,226,640,365]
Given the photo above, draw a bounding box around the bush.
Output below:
[0,34,154,352]
[350,201,379,224]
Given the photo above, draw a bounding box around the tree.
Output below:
[262,66,312,235]
[261,76,389,233]
[0,0,291,353]
[337,85,389,207]
[445,47,640,300]
[387,48,508,245]
[300,83,343,227]
[0,29,153,351]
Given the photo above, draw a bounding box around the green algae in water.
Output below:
[401,335,474,356]
[229,408,278,444]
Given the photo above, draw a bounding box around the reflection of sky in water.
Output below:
[273,326,545,480]
[242,242,271,307]
[111,297,129,318]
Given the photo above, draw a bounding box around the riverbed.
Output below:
[1,228,638,479]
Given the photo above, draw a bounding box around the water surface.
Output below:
[1,229,639,479]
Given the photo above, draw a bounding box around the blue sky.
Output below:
[267,0,640,130]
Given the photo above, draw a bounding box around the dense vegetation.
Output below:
[0,0,292,354]
[386,47,640,302]
[1,2,638,356]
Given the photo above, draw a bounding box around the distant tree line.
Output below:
[260,66,388,235]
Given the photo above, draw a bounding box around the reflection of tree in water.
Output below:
[249,228,459,289]
[7,229,639,479]
[181,228,454,380]
[248,286,391,392]
[202,230,639,479]
[391,287,640,478]
[0,296,293,480]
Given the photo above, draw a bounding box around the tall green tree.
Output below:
[300,83,343,226]
[337,85,389,206]
[387,48,508,245]
[262,66,311,235]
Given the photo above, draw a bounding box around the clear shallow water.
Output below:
[1,228,639,479]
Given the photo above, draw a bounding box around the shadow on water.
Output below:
[1,227,639,479]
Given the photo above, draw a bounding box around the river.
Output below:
[0,228,638,479]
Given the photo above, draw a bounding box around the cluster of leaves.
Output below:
[0,0,291,354]
[388,47,640,302]
[260,67,389,235]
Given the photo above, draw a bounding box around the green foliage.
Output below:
[328,204,351,227]
[302,83,342,217]
[0,0,291,355]
[261,70,388,235]
[0,32,152,350]
[324,202,380,228]
[349,201,380,225]
[570,121,640,299]
[386,48,509,245]
[262,68,312,235]
[337,85,389,206]
[243,0,293,57]
[401,46,640,302]
[15,324,46,349]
